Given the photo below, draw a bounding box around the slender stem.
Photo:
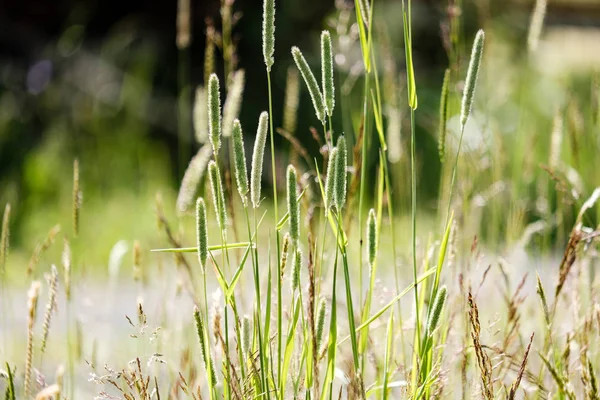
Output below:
[410,106,421,359]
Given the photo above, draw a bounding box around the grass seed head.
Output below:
[222,69,245,137]
[460,30,485,131]
[334,136,347,211]
[367,208,377,267]
[176,144,213,214]
[427,286,448,335]
[438,68,450,162]
[232,119,249,201]
[196,197,209,272]
[1,203,10,273]
[291,248,302,292]
[207,73,222,156]
[208,161,227,236]
[241,315,252,359]
[325,147,338,213]
[251,111,269,208]
[287,164,300,243]
[262,0,275,71]
[40,265,59,355]
[283,67,300,135]
[292,46,326,123]
[315,297,327,351]
[321,30,335,116]
[193,86,208,143]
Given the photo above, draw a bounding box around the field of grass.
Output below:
[2,0,600,398]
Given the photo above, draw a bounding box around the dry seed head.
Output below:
[334,136,347,211]
[207,74,222,156]
[241,315,252,359]
[232,119,249,200]
[367,208,377,267]
[438,68,450,162]
[291,248,301,292]
[251,112,269,208]
[196,198,209,272]
[286,165,300,243]
[176,144,213,213]
[262,0,275,71]
[321,31,335,116]
[324,147,338,213]
[193,86,208,143]
[460,30,485,131]
[315,297,327,351]
[427,286,447,335]
[41,265,59,355]
[1,203,10,273]
[208,161,227,236]
[292,46,326,123]
[25,280,41,398]
[222,70,245,137]
[283,67,300,135]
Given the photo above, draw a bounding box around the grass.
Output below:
[2,0,600,399]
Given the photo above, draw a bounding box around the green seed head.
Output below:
[262,0,275,71]
[241,315,252,359]
[232,119,249,201]
[251,112,269,208]
[367,208,377,267]
[291,248,301,292]
[196,197,208,272]
[321,31,335,117]
[208,161,227,236]
[438,68,450,162]
[223,70,245,137]
[427,286,448,335]
[460,30,485,131]
[207,74,222,156]
[286,165,300,243]
[315,297,327,351]
[283,67,300,135]
[334,136,347,211]
[291,46,326,123]
[324,147,338,213]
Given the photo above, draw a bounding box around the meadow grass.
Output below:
[2,0,600,399]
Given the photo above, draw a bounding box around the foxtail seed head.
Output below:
[283,67,300,135]
[427,286,448,335]
[232,120,249,201]
[315,297,327,351]
[438,68,450,162]
[176,144,213,214]
[251,112,269,208]
[291,46,326,123]
[208,161,227,236]
[262,0,275,71]
[291,248,301,292]
[222,70,245,137]
[193,86,208,143]
[207,74,222,156]
[367,208,377,267]
[321,31,335,116]
[324,147,338,213]
[241,315,252,359]
[196,198,209,272]
[286,165,300,243]
[460,30,485,132]
[334,136,347,211]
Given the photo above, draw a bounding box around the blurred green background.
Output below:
[1,0,600,270]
